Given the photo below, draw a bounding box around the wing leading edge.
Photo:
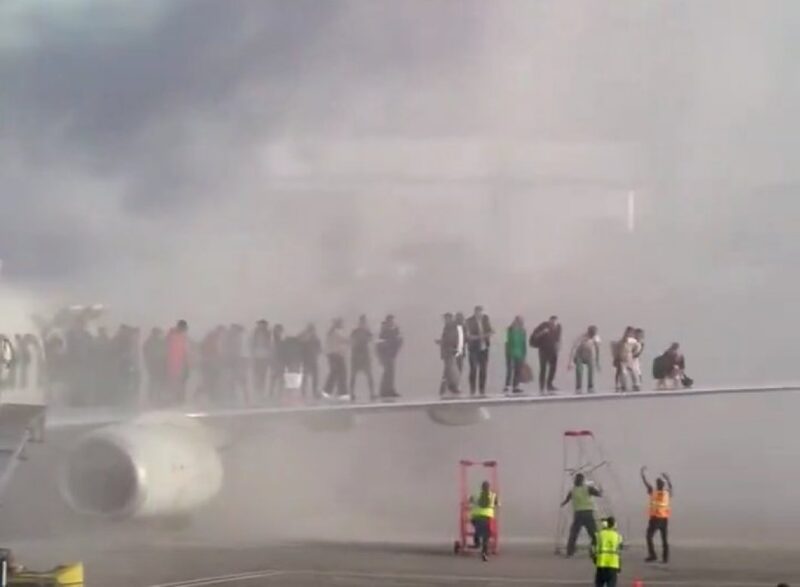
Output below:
[185,383,800,423]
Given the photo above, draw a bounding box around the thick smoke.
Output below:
[3,1,800,385]
[2,0,800,554]
[3,1,799,327]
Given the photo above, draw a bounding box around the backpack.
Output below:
[652,354,667,379]
[529,325,547,349]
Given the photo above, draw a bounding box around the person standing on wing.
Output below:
[465,306,493,396]
[568,325,601,394]
[530,315,562,394]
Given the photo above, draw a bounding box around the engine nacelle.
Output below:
[426,404,491,426]
[59,414,223,520]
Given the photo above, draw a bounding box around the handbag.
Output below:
[519,361,534,384]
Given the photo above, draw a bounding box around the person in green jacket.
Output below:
[504,316,527,394]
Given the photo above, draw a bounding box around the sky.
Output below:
[2,0,800,384]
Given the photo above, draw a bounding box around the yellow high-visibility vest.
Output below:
[470,491,497,519]
[594,528,622,570]
[572,485,594,512]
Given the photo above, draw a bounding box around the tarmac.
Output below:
[27,537,800,586]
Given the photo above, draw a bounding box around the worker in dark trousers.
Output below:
[469,480,499,562]
[561,473,603,557]
[641,466,672,563]
[592,516,622,587]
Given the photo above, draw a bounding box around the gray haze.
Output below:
[3,0,800,555]
[4,1,800,384]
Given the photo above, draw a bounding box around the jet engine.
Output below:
[59,414,223,520]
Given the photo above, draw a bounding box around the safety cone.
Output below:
[632,580,644,587]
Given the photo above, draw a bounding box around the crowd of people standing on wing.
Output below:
[141,315,403,408]
[1,305,689,408]
[20,314,404,408]
[0,326,141,406]
[436,306,691,396]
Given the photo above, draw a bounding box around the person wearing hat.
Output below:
[592,516,622,587]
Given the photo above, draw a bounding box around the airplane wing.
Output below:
[35,383,800,432]
[184,383,800,423]
[0,403,46,503]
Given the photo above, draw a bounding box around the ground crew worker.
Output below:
[641,466,672,563]
[561,473,603,557]
[468,480,499,561]
[592,516,622,587]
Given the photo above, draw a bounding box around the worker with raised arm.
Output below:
[468,480,499,562]
[641,466,672,563]
[592,516,622,587]
[561,473,603,557]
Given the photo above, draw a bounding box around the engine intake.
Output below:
[60,415,223,520]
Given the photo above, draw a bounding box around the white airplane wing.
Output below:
[8,383,795,517]
[183,383,800,425]
[35,383,800,432]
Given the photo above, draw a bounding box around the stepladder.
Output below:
[554,430,629,555]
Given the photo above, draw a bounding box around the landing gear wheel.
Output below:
[453,541,461,554]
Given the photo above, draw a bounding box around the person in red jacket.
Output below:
[166,320,189,405]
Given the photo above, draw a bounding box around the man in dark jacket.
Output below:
[465,306,493,396]
[530,315,562,394]
[655,343,688,390]
[376,315,402,399]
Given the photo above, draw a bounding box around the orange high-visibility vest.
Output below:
[649,490,671,519]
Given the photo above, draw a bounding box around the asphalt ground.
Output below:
[21,538,800,586]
